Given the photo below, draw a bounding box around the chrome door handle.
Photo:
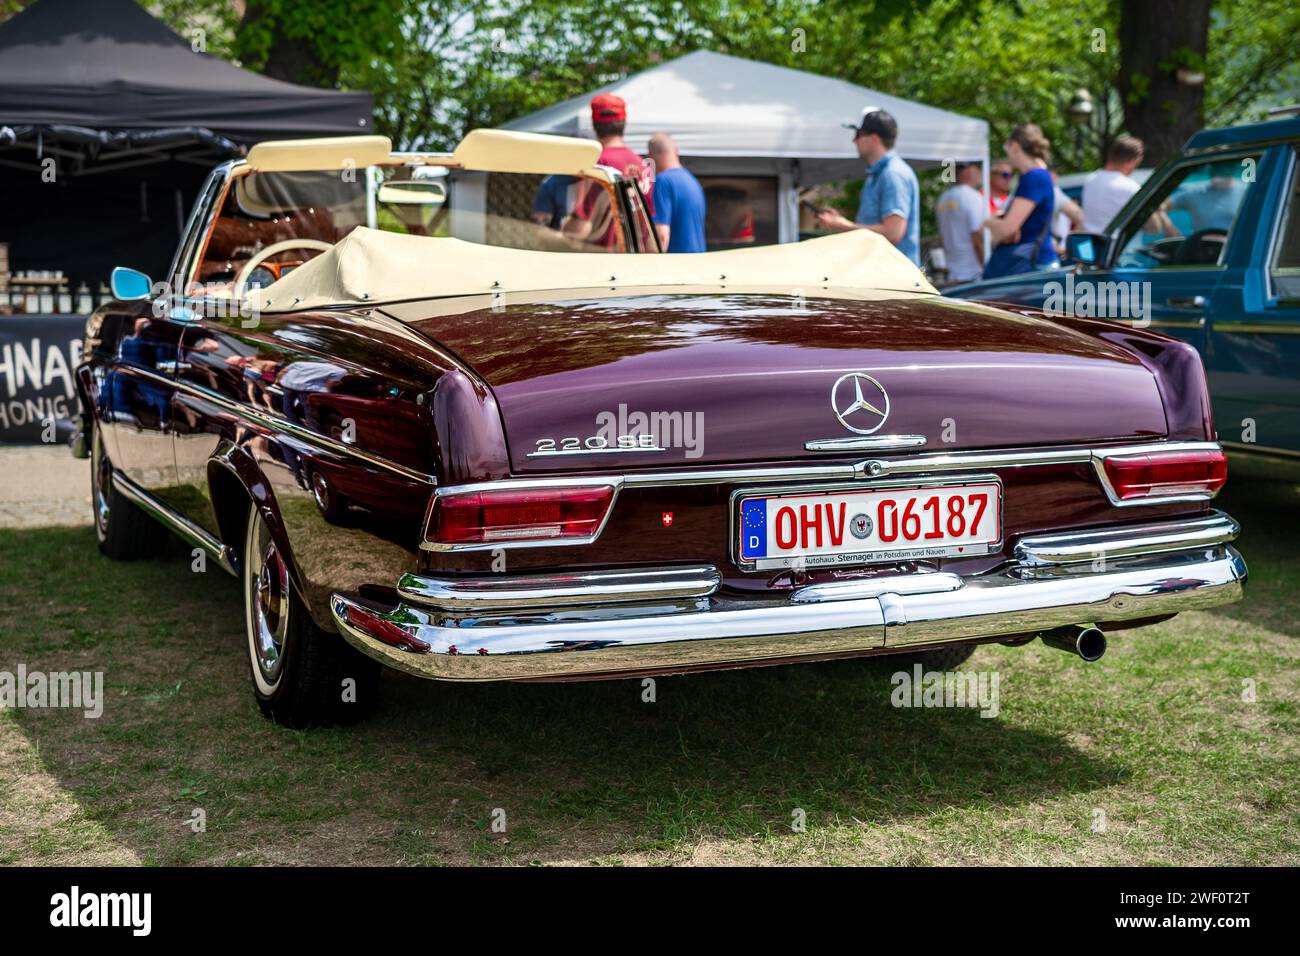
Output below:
[1166,295,1206,309]
[155,360,192,373]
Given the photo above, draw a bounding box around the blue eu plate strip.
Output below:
[740,498,767,559]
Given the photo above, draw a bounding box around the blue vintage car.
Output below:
[950,114,1300,466]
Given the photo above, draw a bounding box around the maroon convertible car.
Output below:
[75,131,1246,726]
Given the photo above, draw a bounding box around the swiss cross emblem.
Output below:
[661,512,673,527]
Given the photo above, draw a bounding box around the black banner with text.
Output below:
[0,314,85,444]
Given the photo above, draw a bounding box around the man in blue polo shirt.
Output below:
[648,132,707,253]
[815,109,920,265]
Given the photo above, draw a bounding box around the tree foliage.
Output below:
[2,1,1293,165]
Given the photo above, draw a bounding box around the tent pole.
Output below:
[779,162,798,244]
[982,144,992,266]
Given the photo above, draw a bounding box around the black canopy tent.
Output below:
[0,0,373,294]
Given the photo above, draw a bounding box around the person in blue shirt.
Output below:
[815,109,921,265]
[1168,159,1249,233]
[981,123,1059,277]
[647,133,707,253]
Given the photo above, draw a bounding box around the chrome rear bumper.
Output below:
[330,512,1246,682]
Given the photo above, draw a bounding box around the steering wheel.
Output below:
[234,239,333,299]
[1172,228,1228,266]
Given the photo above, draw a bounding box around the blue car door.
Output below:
[1097,150,1266,359]
[1206,142,1300,457]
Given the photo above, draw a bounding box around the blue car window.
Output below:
[1115,155,1260,270]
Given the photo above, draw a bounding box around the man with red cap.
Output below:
[563,93,654,248]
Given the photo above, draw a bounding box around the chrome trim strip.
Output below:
[126,363,435,485]
[421,441,1223,551]
[861,447,1092,475]
[434,440,1221,499]
[863,440,1219,477]
[1014,511,1239,567]
[791,572,964,603]
[111,470,238,576]
[804,435,927,452]
[398,564,721,610]
[863,440,1222,509]
[330,545,1246,681]
[622,462,858,487]
[527,445,667,458]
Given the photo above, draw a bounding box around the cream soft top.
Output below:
[249,226,937,313]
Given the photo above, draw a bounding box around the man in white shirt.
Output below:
[1082,135,1144,233]
[1051,167,1085,255]
[935,162,986,283]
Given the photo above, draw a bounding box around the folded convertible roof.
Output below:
[249,227,938,313]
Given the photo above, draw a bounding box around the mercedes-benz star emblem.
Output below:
[831,372,890,435]
[850,513,873,539]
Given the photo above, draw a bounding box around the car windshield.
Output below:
[196,165,650,294]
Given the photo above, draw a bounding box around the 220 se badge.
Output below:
[74,129,1246,727]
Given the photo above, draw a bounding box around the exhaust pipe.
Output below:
[1040,625,1106,662]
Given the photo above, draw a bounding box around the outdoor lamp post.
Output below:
[1067,89,1094,171]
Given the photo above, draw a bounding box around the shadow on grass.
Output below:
[3,525,1124,863]
[1201,480,1300,638]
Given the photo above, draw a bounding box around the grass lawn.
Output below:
[1,481,1297,866]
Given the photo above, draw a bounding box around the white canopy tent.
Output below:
[503,50,989,244]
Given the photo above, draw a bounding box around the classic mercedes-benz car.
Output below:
[74,130,1247,726]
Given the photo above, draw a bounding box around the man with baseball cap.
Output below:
[816,109,921,265]
[563,93,654,248]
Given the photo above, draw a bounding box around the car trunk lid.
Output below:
[399,292,1169,471]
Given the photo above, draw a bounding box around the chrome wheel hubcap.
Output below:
[93,435,111,535]
[249,527,289,684]
[311,471,330,512]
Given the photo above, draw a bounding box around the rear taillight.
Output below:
[1102,449,1227,501]
[428,485,615,545]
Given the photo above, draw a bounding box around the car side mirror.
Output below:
[1064,233,1108,266]
[110,266,153,301]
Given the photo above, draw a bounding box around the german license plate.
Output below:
[736,481,1002,571]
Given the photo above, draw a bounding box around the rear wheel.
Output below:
[243,502,381,727]
[90,424,167,560]
[307,467,348,522]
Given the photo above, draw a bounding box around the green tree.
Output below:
[5,0,1295,162]
[1116,0,1211,166]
